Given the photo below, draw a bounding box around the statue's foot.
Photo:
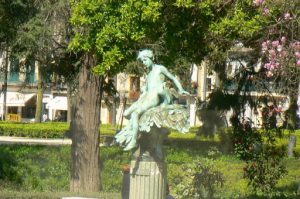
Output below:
[123,139,137,151]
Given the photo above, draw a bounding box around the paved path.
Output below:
[0,136,72,146]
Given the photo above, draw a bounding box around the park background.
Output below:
[0,0,300,198]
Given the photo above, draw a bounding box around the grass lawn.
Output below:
[0,143,299,198]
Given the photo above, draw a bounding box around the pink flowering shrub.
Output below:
[229,0,300,193]
[254,0,300,81]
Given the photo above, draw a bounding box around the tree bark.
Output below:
[3,46,8,120]
[35,60,43,123]
[67,82,73,123]
[70,54,102,192]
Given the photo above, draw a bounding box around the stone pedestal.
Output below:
[129,126,169,199]
[129,160,166,199]
[288,135,297,157]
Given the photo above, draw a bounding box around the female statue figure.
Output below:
[115,49,189,150]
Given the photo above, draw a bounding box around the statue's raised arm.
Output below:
[115,49,190,151]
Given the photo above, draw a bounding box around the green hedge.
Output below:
[0,122,117,138]
[0,122,69,138]
[0,121,199,139]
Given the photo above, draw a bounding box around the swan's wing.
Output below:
[139,104,190,133]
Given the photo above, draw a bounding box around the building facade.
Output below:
[0,51,68,122]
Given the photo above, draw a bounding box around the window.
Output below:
[129,76,140,100]
[9,58,19,83]
[8,107,18,114]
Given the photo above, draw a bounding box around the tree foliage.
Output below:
[70,0,162,75]
[0,0,36,45]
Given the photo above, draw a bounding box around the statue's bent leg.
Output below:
[123,96,160,151]
[124,93,159,151]
[125,100,144,117]
[123,112,139,151]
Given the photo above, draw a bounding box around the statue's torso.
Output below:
[146,65,165,92]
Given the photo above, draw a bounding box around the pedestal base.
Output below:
[129,160,166,199]
[128,126,169,199]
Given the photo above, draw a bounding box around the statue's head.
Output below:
[137,49,154,61]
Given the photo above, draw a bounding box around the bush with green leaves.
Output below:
[231,115,288,193]
[172,158,224,199]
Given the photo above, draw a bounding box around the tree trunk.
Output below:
[70,54,102,192]
[112,76,117,125]
[35,60,43,123]
[3,46,9,120]
[67,82,73,123]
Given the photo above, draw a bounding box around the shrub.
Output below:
[172,158,224,199]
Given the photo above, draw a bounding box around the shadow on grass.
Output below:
[0,145,70,192]
[165,138,232,155]
[0,146,23,187]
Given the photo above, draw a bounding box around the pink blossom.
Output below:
[253,0,265,6]
[269,49,276,58]
[280,50,287,58]
[263,8,270,15]
[295,52,300,58]
[281,36,286,43]
[265,62,278,70]
[292,42,300,50]
[284,13,292,20]
[273,107,282,113]
[297,60,300,66]
[272,40,279,47]
[264,63,271,70]
[262,42,268,48]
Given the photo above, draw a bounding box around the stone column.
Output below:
[288,135,297,157]
[129,126,169,199]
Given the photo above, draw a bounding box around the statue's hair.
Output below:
[137,49,154,60]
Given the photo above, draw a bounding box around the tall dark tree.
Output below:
[12,0,73,122]
[0,0,36,119]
